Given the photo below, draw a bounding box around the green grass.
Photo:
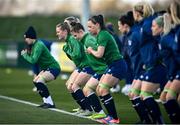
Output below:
[0,67,170,124]
[0,99,97,124]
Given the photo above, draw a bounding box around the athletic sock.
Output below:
[163,99,180,123]
[34,82,50,98]
[34,82,44,97]
[101,94,118,119]
[74,89,92,111]
[71,92,85,110]
[87,92,103,113]
[144,97,165,124]
[131,97,152,123]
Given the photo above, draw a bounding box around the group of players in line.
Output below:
[21,0,180,124]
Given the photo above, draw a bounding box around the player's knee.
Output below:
[98,83,110,96]
[140,90,153,100]
[67,85,73,92]
[83,87,89,96]
[166,89,177,101]
[71,84,79,92]
[129,88,140,99]
[159,91,167,102]
[166,93,176,101]
[96,86,100,96]
[128,92,133,99]
[83,85,94,96]
[36,76,45,83]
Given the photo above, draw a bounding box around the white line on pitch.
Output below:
[0,95,98,123]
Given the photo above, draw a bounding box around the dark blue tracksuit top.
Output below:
[159,29,177,79]
[128,21,143,78]
[139,15,161,70]
[173,25,180,68]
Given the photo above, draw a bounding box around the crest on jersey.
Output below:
[158,43,162,50]
[128,40,132,46]
[175,34,178,43]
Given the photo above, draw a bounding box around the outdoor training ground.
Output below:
[0,68,170,124]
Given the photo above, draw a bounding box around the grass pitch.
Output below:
[0,68,170,124]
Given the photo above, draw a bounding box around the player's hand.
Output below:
[21,49,27,55]
[87,47,93,54]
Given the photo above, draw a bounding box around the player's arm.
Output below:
[21,44,43,64]
[69,40,82,59]
[63,44,72,60]
[87,46,105,58]
[87,34,107,58]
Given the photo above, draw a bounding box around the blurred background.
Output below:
[0,0,171,72]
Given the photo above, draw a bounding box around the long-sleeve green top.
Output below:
[22,40,60,70]
[63,34,89,69]
[81,33,107,74]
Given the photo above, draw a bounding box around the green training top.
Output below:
[97,30,123,65]
[22,40,60,70]
[81,33,107,74]
[63,34,88,69]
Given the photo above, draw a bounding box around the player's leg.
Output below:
[66,69,84,112]
[160,81,171,102]
[164,79,180,123]
[141,81,164,124]
[97,74,119,123]
[97,59,127,124]
[32,64,40,92]
[140,64,167,124]
[178,94,180,106]
[128,79,152,124]
[66,69,80,92]
[71,67,94,115]
[121,60,134,95]
[33,68,60,108]
[83,74,106,119]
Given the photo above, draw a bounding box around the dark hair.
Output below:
[56,22,70,34]
[157,10,166,16]
[64,16,80,28]
[71,23,85,32]
[119,11,134,27]
[88,14,106,30]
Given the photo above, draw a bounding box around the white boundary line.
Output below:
[0,95,98,123]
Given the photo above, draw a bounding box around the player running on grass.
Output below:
[71,22,107,118]
[21,26,61,108]
[31,39,52,92]
[56,22,94,116]
[87,15,127,124]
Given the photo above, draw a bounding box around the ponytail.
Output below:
[89,14,106,30]
[163,13,173,35]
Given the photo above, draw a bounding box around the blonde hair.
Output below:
[169,1,180,26]
[154,13,172,35]
[163,13,173,35]
[133,2,154,18]
[143,2,154,17]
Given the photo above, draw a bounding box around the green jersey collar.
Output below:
[65,34,71,42]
